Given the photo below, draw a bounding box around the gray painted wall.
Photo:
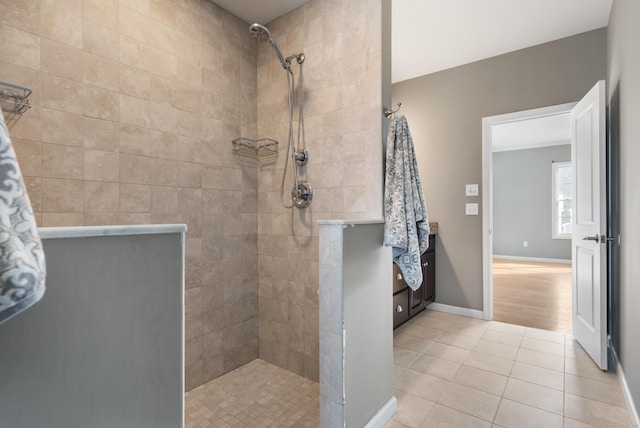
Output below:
[0,232,184,428]
[392,29,606,310]
[493,145,571,260]
[608,0,640,414]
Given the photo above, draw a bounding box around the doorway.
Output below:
[482,102,576,332]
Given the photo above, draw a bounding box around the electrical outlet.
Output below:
[465,203,479,216]
[523,241,528,248]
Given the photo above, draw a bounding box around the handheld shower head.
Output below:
[249,23,271,42]
[249,23,289,69]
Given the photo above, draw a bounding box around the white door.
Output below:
[571,80,607,370]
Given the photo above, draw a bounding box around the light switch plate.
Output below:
[465,203,479,216]
[466,184,479,196]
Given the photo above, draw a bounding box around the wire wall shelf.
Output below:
[232,138,278,164]
[0,81,32,114]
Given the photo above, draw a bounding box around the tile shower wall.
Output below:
[256,0,385,380]
[0,0,258,390]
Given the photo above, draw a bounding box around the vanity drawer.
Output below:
[392,262,407,294]
[393,289,409,328]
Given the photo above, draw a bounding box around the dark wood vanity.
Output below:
[393,234,436,329]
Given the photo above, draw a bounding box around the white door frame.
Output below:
[481,102,577,320]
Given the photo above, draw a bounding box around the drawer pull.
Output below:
[396,305,404,313]
[423,262,429,267]
[396,273,403,280]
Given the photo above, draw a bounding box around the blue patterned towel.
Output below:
[0,109,46,325]
[384,115,430,290]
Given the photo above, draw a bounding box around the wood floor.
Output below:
[493,259,572,332]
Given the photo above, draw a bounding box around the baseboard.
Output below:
[364,396,397,428]
[493,255,571,264]
[428,303,484,319]
[611,345,640,427]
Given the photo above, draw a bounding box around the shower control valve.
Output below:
[294,149,309,166]
[292,181,313,209]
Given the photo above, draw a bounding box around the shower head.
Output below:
[250,23,289,69]
[249,23,271,42]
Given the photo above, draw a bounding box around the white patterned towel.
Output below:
[0,109,46,325]
[384,115,430,291]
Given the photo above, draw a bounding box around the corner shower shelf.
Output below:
[0,81,32,114]
[232,138,278,164]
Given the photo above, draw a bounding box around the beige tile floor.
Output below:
[389,310,633,428]
[185,309,633,428]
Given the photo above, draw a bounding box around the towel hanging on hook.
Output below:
[383,114,430,290]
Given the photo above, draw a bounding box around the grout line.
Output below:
[493,396,504,425]
[563,338,568,416]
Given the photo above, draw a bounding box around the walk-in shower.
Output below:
[250,23,312,209]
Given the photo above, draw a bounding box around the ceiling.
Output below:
[491,113,571,152]
[393,0,612,83]
[213,0,612,84]
[211,0,311,25]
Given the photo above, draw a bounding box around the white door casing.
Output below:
[482,102,577,320]
[571,80,608,370]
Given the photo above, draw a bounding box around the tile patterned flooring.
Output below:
[389,310,633,428]
[185,309,634,428]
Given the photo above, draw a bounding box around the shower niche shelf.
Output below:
[232,138,278,164]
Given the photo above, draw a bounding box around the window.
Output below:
[552,161,572,239]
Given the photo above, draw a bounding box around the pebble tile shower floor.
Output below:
[185,359,319,427]
[185,310,633,428]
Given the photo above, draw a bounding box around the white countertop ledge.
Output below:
[39,224,187,239]
[317,219,385,226]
